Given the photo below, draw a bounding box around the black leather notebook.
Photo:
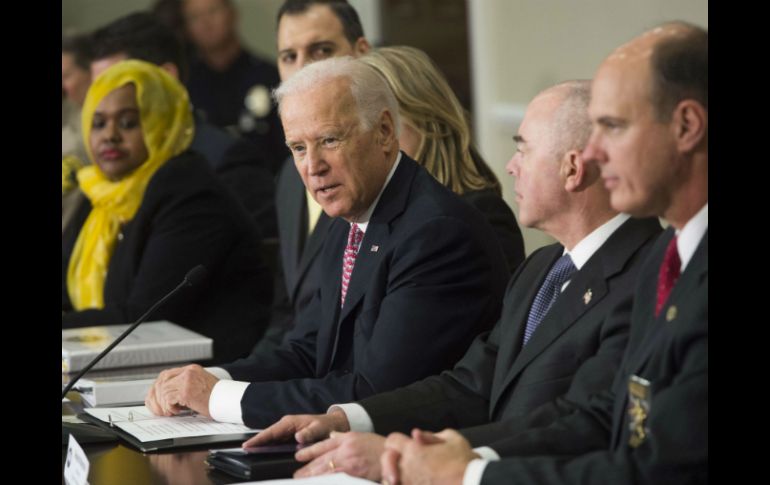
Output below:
[206,446,303,480]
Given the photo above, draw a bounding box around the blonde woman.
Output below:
[61,60,271,363]
[361,46,524,272]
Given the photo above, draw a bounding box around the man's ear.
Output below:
[672,99,707,153]
[354,37,371,56]
[563,149,599,192]
[376,109,397,146]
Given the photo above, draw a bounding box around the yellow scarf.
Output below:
[67,60,194,310]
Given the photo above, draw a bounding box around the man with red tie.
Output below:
[144,56,510,428]
[379,21,708,485]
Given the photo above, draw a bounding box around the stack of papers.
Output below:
[76,376,156,407]
[62,321,212,373]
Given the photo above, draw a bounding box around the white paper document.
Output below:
[85,406,259,442]
[241,473,377,484]
[64,434,90,485]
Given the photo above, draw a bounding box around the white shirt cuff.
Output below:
[204,367,233,380]
[328,403,374,432]
[463,458,492,485]
[209,379,249,424]
[473,446,501,461]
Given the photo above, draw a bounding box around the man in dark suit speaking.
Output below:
[145,56,510,428]
[378,22,708,485]
[259,0,375,356]
[244,80,662,481]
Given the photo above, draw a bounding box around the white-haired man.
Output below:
[145,56,510,429]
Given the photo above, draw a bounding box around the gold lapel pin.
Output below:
[666,305,677,322]
[583,289,592,305]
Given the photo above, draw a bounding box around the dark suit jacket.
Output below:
[62,151,273,364]
[259,160,524,355]
[480,228,708,485]
[249,158,332,356]
[222,155,510,428]
[192,117,278,239]
[461,189,525,274]
[357,216,662,437]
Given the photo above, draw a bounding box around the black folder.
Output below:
[206,447,303,480]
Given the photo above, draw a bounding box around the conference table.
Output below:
[62,392,298,484]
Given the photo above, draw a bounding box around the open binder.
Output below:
[80,406,259,453]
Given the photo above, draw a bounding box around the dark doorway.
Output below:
[379,0,473,115]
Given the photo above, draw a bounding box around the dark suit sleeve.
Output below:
[357,258,534,434]
[360,326,501,435]
[223,285,323,382]
[62,162,252,328]
[224,216,503,428]
[216,140,278,239]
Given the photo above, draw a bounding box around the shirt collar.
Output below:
[675,203,708,271]
[351,151,402,233]
[565,213,631,270]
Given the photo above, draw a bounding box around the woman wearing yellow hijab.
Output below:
[62,60,272,364]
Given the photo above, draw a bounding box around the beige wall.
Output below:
[468,0,708,255]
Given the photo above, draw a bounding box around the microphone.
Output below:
[61,265,209,400]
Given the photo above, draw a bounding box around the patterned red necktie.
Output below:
[655,235,681,317]
[340,223,364,308]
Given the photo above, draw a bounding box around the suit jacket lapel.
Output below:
[628,230,709,375]
[316,219,346,373]
[491,252,608,411]
[508,268,610,379]
[337,156,415,324]
[489,246,562,409]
